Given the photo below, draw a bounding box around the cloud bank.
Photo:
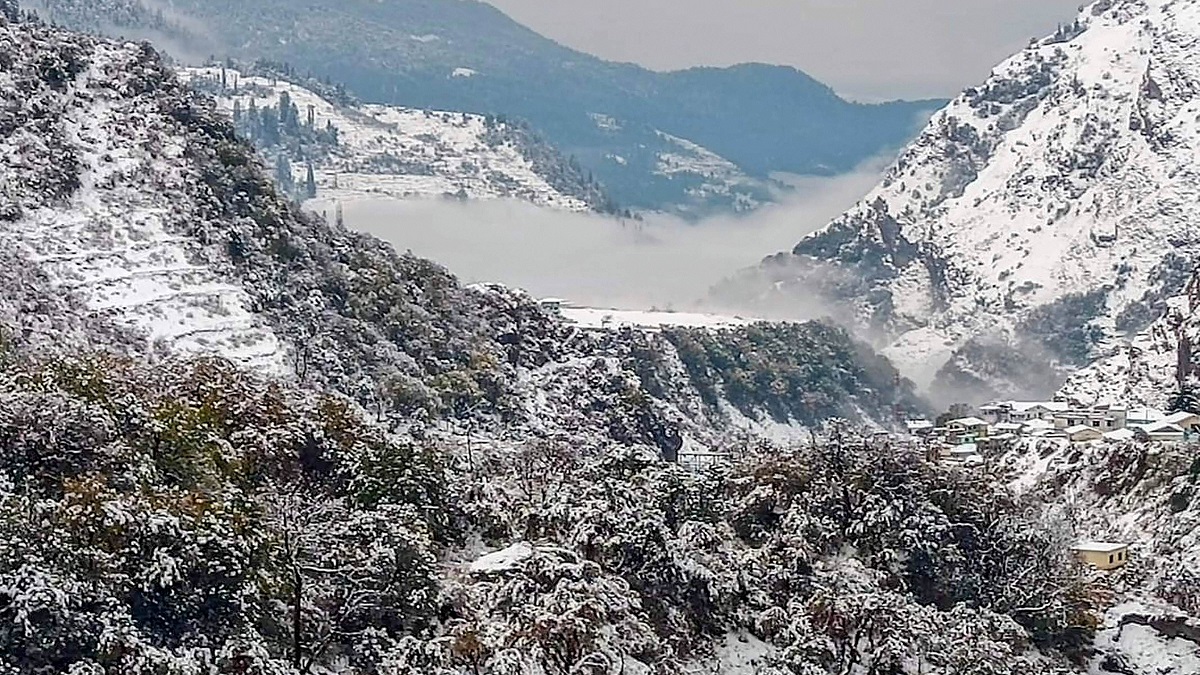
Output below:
[320,164,883,316]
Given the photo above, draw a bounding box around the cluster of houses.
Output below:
[906,400,1200,463]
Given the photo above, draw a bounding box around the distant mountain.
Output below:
[721,0,1200,404]
[29,0,941,216]
[181,65,618,213]
[8,16,1187,675]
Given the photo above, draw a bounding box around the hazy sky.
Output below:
[486,0,1083,100]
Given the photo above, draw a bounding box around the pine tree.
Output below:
[1,0,18,23]
[275,154,294,195]
[232,98,243,123]
[335,202,344,228]
[305,162,317,199]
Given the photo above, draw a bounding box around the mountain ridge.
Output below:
[722,0,1200,405]
[29,0,942,215]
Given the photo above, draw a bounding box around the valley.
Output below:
[1,1,1199,674]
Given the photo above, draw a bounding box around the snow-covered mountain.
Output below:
[180,66,615,213]
[0,16,921,455]
[28,0,940,216]
[725,0,1200,403]
[1061,269,1200,407]
[4,14,1186,675]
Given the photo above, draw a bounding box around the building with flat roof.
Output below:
[1070,541,1130,570]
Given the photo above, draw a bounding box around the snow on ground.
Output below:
[2,45,286,374]
[708,632,775,675]
[1091,602,1200,675]
[180,67,590,211]
[561,306,756,331]
[468,542,534,574]
[655,131,774,210]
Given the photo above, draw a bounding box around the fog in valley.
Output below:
[318,162,884,315]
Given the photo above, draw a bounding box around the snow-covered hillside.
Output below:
[729,0,1200,402]
[0,20,921,455]
[1063,270,1200,407]
[999,437,1200,673]
[651,131,780,214]
[180,66,612,212]
[0,37,286,373]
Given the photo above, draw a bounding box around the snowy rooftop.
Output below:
[1071,541,1128,553]
[1010,401,1070,413]
[1138,421,1185,434]
[468,542,533,574]
[948,417,988,427]
[1162,411,1200,425]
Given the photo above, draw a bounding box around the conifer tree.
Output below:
[305,162,317,199]
[1,0,18,23]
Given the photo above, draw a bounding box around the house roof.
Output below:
[994,422,1024,431]
[906,420,934,430]
[1162,411,1200,425]
[1139,421,1185,434]
[1070,541,1127,553]
[1064,425,1100,435]
[1025,419,1056,430]
[949,417,988,427]
[1103,429,1136,442]
[1010,401,1069,413]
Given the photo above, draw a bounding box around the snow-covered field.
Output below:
[181,67,591,211]
[561,306,756,331]
[1,45,286,373]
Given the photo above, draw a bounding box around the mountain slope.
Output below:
[0,16,1155,675]
[0,14,925,459]
[998,435,1200,674]
[30,0,940,215]
[724,0,1200,402]
[181,65,617,212]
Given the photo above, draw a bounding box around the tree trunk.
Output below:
[293,567,303,671]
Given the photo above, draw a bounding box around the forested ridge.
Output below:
[0,346,1096,673]
[0,9,1159,674]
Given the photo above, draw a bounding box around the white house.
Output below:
[1053,404,1127,432]
[538,297,568,314]
[1127,407,1165,426]
[946,417,990,444]
[1012,401,1069,421]
[906,420,935,437]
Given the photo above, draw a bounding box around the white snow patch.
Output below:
[468,542,534,574]
[562,306,755,331]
